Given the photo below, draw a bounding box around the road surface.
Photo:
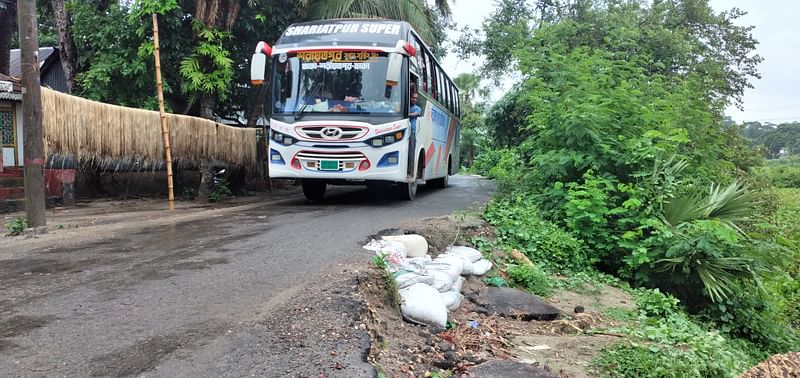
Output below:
[0,175,493,377]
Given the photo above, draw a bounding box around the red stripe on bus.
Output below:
[425,143,436,166]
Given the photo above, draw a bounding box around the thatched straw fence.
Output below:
[41,87,257,170]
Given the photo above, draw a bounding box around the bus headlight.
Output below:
[368,130,404,147]
[271,130,297,146]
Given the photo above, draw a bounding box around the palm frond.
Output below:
[307,0,358,19]
[655,255,755,303]
[434,0,452,17]
[307,0,437,44]
[661,193,704,227]
[703,181,758,222]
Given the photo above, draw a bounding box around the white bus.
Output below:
[250,19,460,201]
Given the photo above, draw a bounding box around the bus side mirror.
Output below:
[385,52,402,89]
[251,53,267,86]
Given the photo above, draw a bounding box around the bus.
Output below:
[250,19,460,201]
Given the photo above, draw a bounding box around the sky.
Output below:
[440,0,800,124]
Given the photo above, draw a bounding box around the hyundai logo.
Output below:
[320,127,343,140]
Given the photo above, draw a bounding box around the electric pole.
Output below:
[18,0,47,231]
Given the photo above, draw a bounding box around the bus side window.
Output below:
[455,88,460,116]
[423,52,430,94]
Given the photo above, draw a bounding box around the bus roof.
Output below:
[275,19,414,50]
[273,18,457,92]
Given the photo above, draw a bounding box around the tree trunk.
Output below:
[50,0,78,92]
[0,0,17,75]
[245,84,270,185]
[196,93,216,201]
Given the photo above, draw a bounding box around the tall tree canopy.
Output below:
[304,0,451,52]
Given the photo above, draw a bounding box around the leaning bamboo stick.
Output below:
[152,13,175,210]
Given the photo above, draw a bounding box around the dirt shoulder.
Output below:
[358,215,637,377]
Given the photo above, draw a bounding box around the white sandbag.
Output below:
[363,239,408,272]
[400,283,448,328]
[405,256,432,271]
[428,255,465,279]
[383,234,429,258]
[446,246,483,262]
[394,270,435,289]
[471,259,493,275]
[429,270,455,292]
[442,252,475,275]
[451,277,465,294]
[440,290,463,310]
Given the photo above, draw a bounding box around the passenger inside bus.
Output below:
[407,83,422,178]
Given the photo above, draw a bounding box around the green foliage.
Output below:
[594,340,751,378]
[466,0,798,366]
[775,188,800,245]
[179,21,234,103]
[507,264,552,297]
[305,0,450,53]
[208,180,232,202]
[71,1,171,108]
[753,122,800,159]
[595,307,755,377]
[5,218,27,236]
[372,254,388,270]
[633,288,680,318]
[703,289,800,356]
[757,157,800,188]
[484,196,590,272]
[470,148,520,185]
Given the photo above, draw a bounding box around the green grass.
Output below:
[776,188,800,242]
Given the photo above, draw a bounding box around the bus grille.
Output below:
[296,126,367,141]
[295,150,366,172]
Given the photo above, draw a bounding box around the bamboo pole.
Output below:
[152,13,175,210]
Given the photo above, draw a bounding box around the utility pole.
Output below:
[18,0,47,231]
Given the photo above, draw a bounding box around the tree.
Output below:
[461,0,762,111]
[0,0,17,75]
[50,0,78,91]
[304,0,451,50]
[758,122,800,158]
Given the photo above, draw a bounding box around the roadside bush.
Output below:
[702,287,800,357]
[5,218,27,236]
[208,180,232,202]
[507,264,551,297]
[470,148,522,191]
[484,195,590,272]
[633,288,680,318]
[757,157,800,188]
[595,310,755,377]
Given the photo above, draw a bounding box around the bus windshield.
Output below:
[272,51,402,115]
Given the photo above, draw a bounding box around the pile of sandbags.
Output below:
[364,235,494,328]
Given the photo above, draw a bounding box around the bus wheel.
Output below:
[302,180,326,201]
[397,177,417,201]
[397,159,422,200]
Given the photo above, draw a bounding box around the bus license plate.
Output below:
[320,160,339,170]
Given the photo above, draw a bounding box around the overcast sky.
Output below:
[441,0,800,124]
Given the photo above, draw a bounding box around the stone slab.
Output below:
[470,360,556,378]
[469,287,561,321]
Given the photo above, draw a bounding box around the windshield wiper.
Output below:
[294,83,324,121]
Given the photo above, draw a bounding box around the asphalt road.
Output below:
[0,175,493,377]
